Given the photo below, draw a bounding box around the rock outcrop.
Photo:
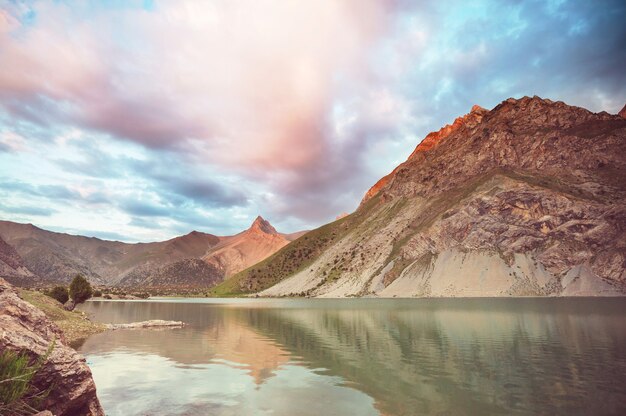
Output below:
[221,96,626,297]
[0,278,104,415]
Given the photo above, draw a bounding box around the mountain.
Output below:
[0,234,40,287]
[203,216,295,277]
[217,96,626,297]
[0,218,303,290]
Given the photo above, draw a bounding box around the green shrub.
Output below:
[46,286,68,304]
[0,342,54,415]
[92,290,102,298]
[132,292,150,299]
[69,274,92,304]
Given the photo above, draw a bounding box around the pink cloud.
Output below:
[0,1,393,168]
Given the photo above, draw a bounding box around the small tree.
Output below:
[69,274,92,304]
[46,286,69,304]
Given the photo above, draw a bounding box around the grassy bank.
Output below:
[18,290,105,347]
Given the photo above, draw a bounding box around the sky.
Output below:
[0,0,625,242]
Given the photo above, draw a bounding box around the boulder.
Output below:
[0,278,104,415]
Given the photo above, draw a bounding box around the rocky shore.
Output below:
[18,290,106,346]
[0,278,104,415]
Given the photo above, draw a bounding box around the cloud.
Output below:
[120,199,171,218]
[0,180,109,205]
[149,174,249,209]
[0,0,625,239]
[0,1,389,156]
[0,201,56,217]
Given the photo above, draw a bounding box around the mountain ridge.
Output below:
[215,96,626,297]
[0,217,304,290]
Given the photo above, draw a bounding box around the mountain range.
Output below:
[3,96,625,297]
[214,96,626,297]
[0,216,302,290]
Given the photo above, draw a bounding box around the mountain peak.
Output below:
[619,103,626,119]
[249,216,278,235]
[361,104,489,205]
[470,104,486,113]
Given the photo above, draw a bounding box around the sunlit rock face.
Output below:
[0,278,104,415]
[362,104,488,205]
[236,97,626,297]
[203,216,293,278]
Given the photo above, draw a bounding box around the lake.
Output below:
[77,298,626,416]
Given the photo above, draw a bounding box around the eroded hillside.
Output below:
[219,96,626,297]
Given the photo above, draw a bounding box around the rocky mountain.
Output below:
[218,96,626,297]
[203,216,296,277]
[0,234,40,287]
[116,258,223,289]
[0,217,303,290]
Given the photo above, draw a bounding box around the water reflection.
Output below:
[79,298,626,416]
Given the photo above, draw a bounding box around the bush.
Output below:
[0,342,54,414]
[46,286,68,304]
[69,274,93,304]
[132,292,150,299]
[92,290,102,298]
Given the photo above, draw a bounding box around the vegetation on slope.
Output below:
[210,195,381,296]
[0,343,54,415]
[18,290,104,347]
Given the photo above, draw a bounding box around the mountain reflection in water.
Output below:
[78,298,626,416]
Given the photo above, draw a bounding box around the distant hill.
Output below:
[216,96,626,297]
[0,234,40,287]
[0,218,305,290]
[203,216,297,277]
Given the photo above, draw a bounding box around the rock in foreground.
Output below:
[0,278,104,415]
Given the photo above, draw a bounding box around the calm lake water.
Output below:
[77,298,626,416]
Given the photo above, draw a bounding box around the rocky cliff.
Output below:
[220,96,626,297]
[0,278,103,415]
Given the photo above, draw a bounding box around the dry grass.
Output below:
[18,290,105,347]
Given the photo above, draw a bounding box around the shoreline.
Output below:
[87,294,626,301]
[19,289,106,347]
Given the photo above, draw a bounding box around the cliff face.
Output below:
[0,278,103,415]
[225,96,626,297]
